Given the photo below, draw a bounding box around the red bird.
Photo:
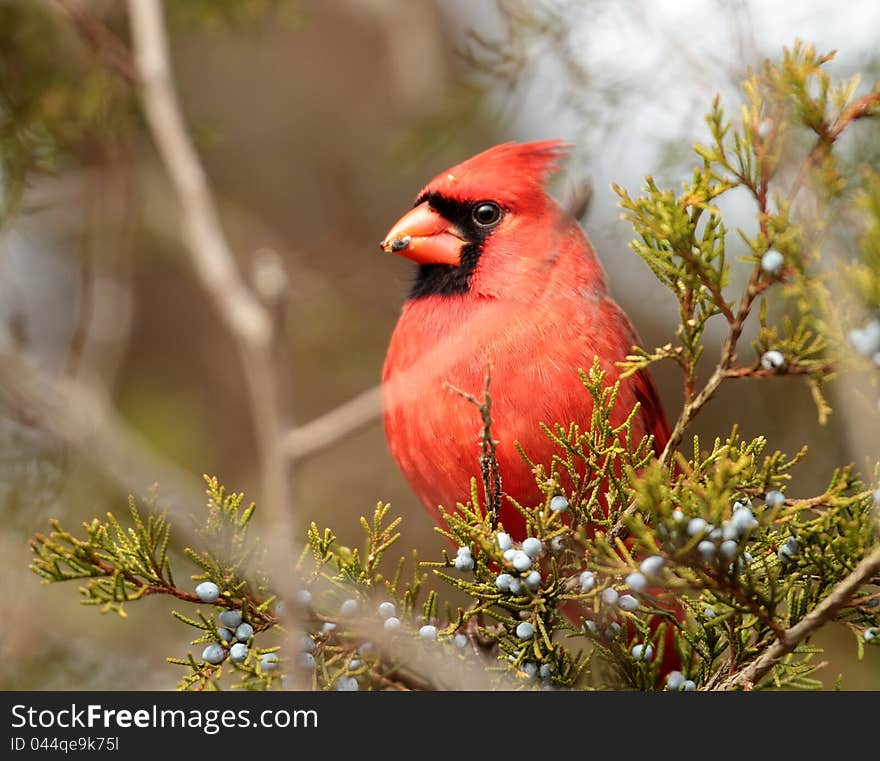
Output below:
[380,140,670,540]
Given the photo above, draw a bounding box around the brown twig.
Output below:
[52,0,137,83]
[446,368,503,527]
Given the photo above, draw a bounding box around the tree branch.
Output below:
[282,385,382,461]
[712,542,880,690]
[125,0,294,554]
[0,351,204,512]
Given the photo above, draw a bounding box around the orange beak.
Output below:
[379,201,465,266]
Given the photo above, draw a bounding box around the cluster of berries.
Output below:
[580,556,665,649]
[194,582,277,672]
[494,532,543,595]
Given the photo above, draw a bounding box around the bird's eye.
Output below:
[472,202,502,227]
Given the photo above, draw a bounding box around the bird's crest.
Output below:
[420,140,570,206]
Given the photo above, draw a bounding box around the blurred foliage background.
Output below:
[1,0,878,689]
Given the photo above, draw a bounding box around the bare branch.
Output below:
[0,351,204,511]
[283,385,382,461]
[125,0,271,348]
[125,0,294,554]
[52,0,137,83]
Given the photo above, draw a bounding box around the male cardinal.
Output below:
[379,141,680,681]
[380,140,670,538]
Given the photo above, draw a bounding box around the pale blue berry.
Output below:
[672,509,685,522]
[260,653,279,671]
[703,606,716,619]
[511,550,532,571]
[275,601,286,616]
[525,570,542,590]
[384,617,401,632]
[457,546,472,557]
[509,579,523,595]
[539,663,554,679]
[778,536,800,562]
[358,642,375,655]
[218,628,234,643]
[218,610,242,629]
[604,622,622,639]
[235,623,254,641]
[516,621,536,639]
[495,573,514,591]
[666,670,685,690]
[454,554,475,571]
[760,350,785,371]
[848,319,880,357]
[601,587,619,606]
[765,490,785,508]
[687,518,708,536]
[550,536,565,553]
[335,676,359,691]
[454,633,468,648]
[697,540,716,562]
[522,538,543,558]
[340,599,358,617]
[201,644,225,664]
[229,643,249,663]
[521,662,538,679]
[579,571,596,592]
[300,636,315,653]
[626,572,647,593]
[322,622,337,634]
[503,549,517,562]
[550,495,569,513]
[761,250,784,275]
[195,581,220,603]
[743,552,754,565]
[720,540,739,559]
[377,601,396,619]
[865,627,879,642]
[730,508,758,535]
[583,620,598,635]
[300,652,316,669]
[639,556,665,576]
[295,589,312,608]
[618,594,639,611]
[709,527,723,541]
[419,625,438,641]
[496,532,513,551]
[631,643,653,662]
[682,680,696,691]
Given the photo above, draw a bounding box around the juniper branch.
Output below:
[711,542,880,690]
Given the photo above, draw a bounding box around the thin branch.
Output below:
[125,0,271,348]
[125,0,293,556]
[52,0,137,83]
[676,245,736,325]
[282,385,382,461]
[712,542,880,690]
[446,368,503,526]
[0,351,204,512]
[723,362,834,380]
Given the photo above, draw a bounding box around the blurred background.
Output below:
[1,0,878,689]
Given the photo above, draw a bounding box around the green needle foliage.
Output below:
[23,41,880,690]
